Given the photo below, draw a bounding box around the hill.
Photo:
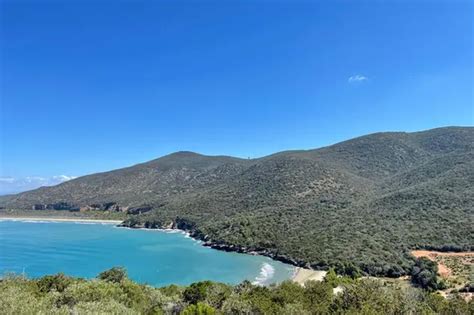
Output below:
[2,126,473,276]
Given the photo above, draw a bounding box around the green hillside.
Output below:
[2,126,473,276]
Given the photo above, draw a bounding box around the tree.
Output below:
[181,302,216,315]
[410,258,444,291]
[324,268,339,288]
[303,281,333,313]
[182,280,231,309]
[183,281,214,305]
[97,267,127,283]
[336,263,361,279]
[37,273,72,293]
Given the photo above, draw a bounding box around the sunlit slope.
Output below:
[2,126,473,275]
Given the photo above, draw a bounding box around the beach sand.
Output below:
[292,267,327,285]
[0,216,123,224]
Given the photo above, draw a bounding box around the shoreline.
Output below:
[2,215,296,286]
[1,215,335,286]
[121,221,313,271]
[2,215,326,285]
[0,216,123,224]
[1,212,321,275]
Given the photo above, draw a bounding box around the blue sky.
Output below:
[0,0,473,193]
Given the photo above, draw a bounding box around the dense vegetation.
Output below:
[1,127,473,277]
[410,258,446,291]
[1,268,471,315]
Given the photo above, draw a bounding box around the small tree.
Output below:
[324,268,339,288]
[181,302,216,315]
[37,273,72,293]
[336,263,361,279]
[183,281,213,304]
[411,258,443,291]
[97,267,127,283]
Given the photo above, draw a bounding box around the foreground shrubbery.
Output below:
[0,268,472,315]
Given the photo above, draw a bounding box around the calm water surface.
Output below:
[0,220,293,286]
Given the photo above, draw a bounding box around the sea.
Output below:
[0,219,294,287]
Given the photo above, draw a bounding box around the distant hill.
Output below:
[2,126,473,276]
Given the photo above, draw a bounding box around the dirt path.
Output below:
[411,250,474,259]
[411,250,474,279]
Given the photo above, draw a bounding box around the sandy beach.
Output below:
[0,216,123,224]
[292,267,327,285]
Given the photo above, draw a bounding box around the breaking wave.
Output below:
[252,262,275,285]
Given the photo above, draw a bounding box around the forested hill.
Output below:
[2,126,473,276]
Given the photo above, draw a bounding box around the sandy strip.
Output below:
[411,250,474,258]
[292,267,327,285]
[0,216,123,224]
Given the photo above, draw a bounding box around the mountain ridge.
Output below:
[2,126,473,276]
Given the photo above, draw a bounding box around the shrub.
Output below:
[183,281,231,308]
[220,293,253,314]
[73,300,137,314]
[183,281,214,304]
[37,273,72,293]
[335,262,362,279]
[272,280,305,305]
[303,280,333,312]
[411,258,443,291]
[181,302,216,315]
[1,268,472,314]
[97,267,127,283]
[0,275,66,314]
[59,280,126,306]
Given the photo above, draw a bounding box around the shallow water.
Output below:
[0,220,294,286]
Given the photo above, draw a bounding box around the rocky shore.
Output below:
[118,218,312,270]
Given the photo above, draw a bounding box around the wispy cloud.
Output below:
[52,175,76,181]
[0,175,76,195]
[348,74,368,83]
[0,177,15,183]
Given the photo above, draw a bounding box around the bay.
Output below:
[0,220,294,286]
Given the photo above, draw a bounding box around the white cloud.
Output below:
[0,175,76,195]
[0,177,15,183]
[52,175,77,181]
[348,74,368,83]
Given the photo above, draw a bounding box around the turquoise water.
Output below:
[0,220,294,287]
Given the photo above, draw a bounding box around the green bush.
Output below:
[411,258,444,291]
[72,300,137,314]
[183,281,231,308]
[0,268,472,314]
[335,262,362,279]
[0,275,68,314]
[183,281,214,304]
[37,273,72,293]
[59,280,127,306]
[98,266,128,283]
[181,302,216,315]
[302,280,333,313]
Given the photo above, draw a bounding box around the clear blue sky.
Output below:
[1,0,473,183]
